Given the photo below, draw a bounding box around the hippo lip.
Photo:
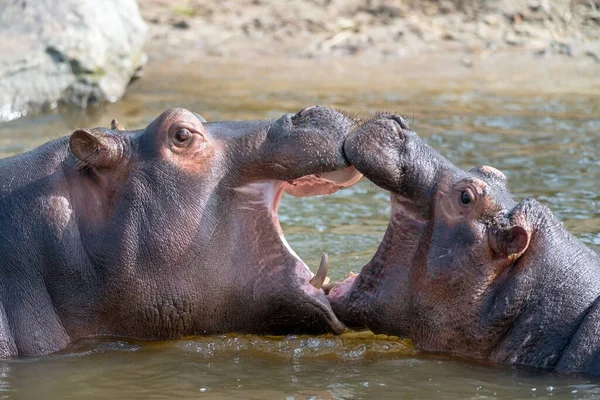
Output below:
[282,167,363,197]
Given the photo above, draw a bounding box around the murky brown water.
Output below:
[0,56,599,398]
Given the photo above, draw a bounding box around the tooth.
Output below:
[322,283,334,295]
[309,251,329,289]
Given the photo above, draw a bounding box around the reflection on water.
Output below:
[0,56,599,398]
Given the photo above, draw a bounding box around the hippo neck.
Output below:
[349,194,428,333]
[486,209,600,370]
[0,138,93,351]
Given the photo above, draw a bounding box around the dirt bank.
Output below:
[138,0,600,67]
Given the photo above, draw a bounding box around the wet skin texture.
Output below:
[0,106,361,357]
[329,113,600,375]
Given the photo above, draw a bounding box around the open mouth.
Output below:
[269,166,363,290]
[233,165,361,334]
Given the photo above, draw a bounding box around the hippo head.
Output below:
[328,113,537,357]
[66,106,361,337]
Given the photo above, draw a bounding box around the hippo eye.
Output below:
[460,190,472,205]
[174,128,192,144]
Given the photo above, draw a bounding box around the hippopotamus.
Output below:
[328,112,600,375]
[0,106,362,357]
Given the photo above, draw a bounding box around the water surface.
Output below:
[0,56,599,399]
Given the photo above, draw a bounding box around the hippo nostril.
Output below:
[290,106,316,125]
[292,106,318,122]
[385,118,406,140]
[388,114,410,130]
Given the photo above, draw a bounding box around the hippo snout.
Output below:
[342,114,413,193]
[263,105,357,179]
[344,113,411,161]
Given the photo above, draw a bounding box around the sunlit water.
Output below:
[0,56,599,398]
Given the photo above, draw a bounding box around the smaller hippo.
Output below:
[0,106,362,357]
[329,112,600,375]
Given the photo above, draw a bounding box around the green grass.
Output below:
[171,6,195,17]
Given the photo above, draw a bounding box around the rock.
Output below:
[528,0,551,13]
[172,20,191,30]
[504,31,524,46]
[566,41,600,61]
[0,0,147,122]
[438,1,456,15]
[461,55,474,68]
[586,12,600,24]
[586,51,599,62]
[551,41,573,57]
[483,14,503,27]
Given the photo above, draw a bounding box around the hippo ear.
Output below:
[110,119,125,131]
[69,129,125,169]
[495,225,531,263]
[470,165,508,187]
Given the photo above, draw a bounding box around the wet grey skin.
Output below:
[0,106,363,357]
[328,112,600,375]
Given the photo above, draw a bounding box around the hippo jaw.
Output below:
[325,190,426,335]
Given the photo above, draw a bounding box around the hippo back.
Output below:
[0,138,81,357]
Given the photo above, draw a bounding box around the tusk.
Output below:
[111,119,125,131]
[309,251,329,289]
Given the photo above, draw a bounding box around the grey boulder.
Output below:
[0,0,147,122]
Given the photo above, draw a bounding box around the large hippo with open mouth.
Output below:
[0,106,362,357]
[328,113,600,375]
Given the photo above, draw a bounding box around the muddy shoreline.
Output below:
[139,0,600,69]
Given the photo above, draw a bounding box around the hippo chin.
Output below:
[328,113,600,375]
[0,106,362,357]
